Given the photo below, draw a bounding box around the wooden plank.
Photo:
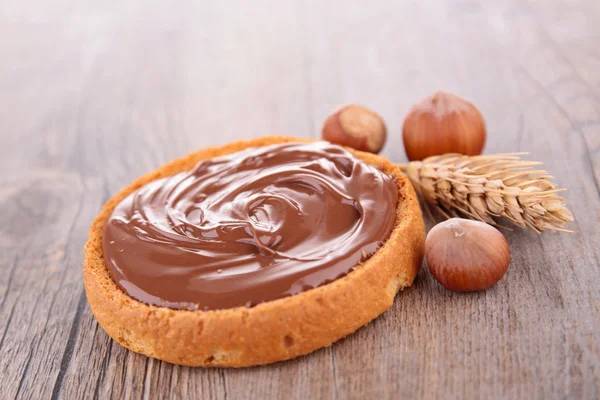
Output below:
[0,0,598,399]
[0,173,104,399]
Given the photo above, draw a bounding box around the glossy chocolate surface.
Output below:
[103,142,398,310]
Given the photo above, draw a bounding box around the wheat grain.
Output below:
[399,153,574,233]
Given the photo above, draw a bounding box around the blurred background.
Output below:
[2,1,598,181]
[1,1,599,399]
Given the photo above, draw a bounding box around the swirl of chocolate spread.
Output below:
[103,142,398,310]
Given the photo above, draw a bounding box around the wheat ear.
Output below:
[399,153,574,233]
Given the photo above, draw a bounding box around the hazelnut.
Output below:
[322,104,387,154]
[402,91,486,161]
[425,218,510,291]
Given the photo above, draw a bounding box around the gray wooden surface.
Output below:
[1,1,599,399]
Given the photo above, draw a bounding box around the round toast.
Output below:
[83,136,425,367]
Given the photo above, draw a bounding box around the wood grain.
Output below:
[1,1,599,399]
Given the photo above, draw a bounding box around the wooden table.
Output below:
[1,1,599,399]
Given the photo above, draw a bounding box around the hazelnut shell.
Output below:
[322,104,387,154]
[425,218,510,292]
[402,91,486,161]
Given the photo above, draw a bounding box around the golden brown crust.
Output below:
[84,136,425,367]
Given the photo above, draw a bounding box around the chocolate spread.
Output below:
[102,142,398,310]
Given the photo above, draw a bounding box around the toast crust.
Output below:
[83,136,425,367]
